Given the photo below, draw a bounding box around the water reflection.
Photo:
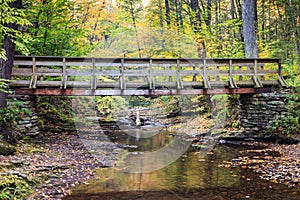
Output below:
[65,130,300,200]
[71,145,240,194]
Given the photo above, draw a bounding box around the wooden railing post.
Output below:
[203,59,211,89]
[229,59,237,88]
[260,64,265,81]
[239,65,243,81]
[29,57,37,89]
[91,58,96,89]
[192,65,196,81]
[253,59,263,87]
[277,59,288,87]
[168,65,172,83]
[61,57,67,89]
[149,59,154,89]
[120,59,125,90]
[176,59,183,89]
[216,65,220,81]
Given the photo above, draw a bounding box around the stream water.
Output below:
[63,125,300,200]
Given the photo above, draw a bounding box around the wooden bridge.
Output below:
[10,56,288,96]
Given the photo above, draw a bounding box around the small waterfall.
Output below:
[135,110,141,126]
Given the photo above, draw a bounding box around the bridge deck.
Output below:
[10,56,287,96]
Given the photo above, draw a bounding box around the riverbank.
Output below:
[1,130,300,199]
[0,131,121,199]
[254,143,300,188]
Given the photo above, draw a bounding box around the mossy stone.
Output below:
[0,139,16,155]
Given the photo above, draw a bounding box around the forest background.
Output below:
[1,0,300,85]
[0,0,300,138]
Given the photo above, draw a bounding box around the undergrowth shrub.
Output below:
[266,87,300,141]
[36,96,74,130]
[0,174,33,200]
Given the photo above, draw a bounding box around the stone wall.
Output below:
[8,95,40,137]
[239,89,289,135]
[6,89,290,138]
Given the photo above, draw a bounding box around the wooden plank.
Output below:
[153,70,177,76]
[12,87,274,96]
[96,82,119,88]
[152,82,177,88]
[10,80,30,86]
[261,80,280,86]
[36,72,62,76]
[66,81,92,88]
[14,60,33,65]
[13,56,280,66]
[66,69,121,76]
[36,81,61,87]
[66,69,92,76]
[123,70,149,76]
[209,80,230,86]
[12,68,32,75]
[37,68,62,73]
[182,81,204,88]
[180,70,204,76]
[11,76,282,89]
[236,80,257,87]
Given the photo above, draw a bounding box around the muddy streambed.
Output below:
[63,127,300,200]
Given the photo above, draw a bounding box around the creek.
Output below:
[62,120,300,200]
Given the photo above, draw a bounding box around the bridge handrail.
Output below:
[11,55,288,90]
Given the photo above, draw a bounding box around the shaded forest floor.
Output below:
[0,131,113,199]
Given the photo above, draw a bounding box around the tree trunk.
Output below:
[242,0,258,58]
[205,0,212,26]
[158,0,165,50]
[230,0,235,19]
[190,0,206,58]
[165,0,171,26]
[128,0,141,57]
[177,0,183,31]
[190,0,202,30]
[0,0,22,108]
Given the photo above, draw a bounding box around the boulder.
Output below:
[0,139,16,155]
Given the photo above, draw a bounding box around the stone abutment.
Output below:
[8,95,40,137]
[9,88,290,139]
[239,89,289,136]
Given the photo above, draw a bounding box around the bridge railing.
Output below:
[11,56,287,91]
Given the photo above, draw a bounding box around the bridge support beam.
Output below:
[239,88,289,136]
[12,87,273,96]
